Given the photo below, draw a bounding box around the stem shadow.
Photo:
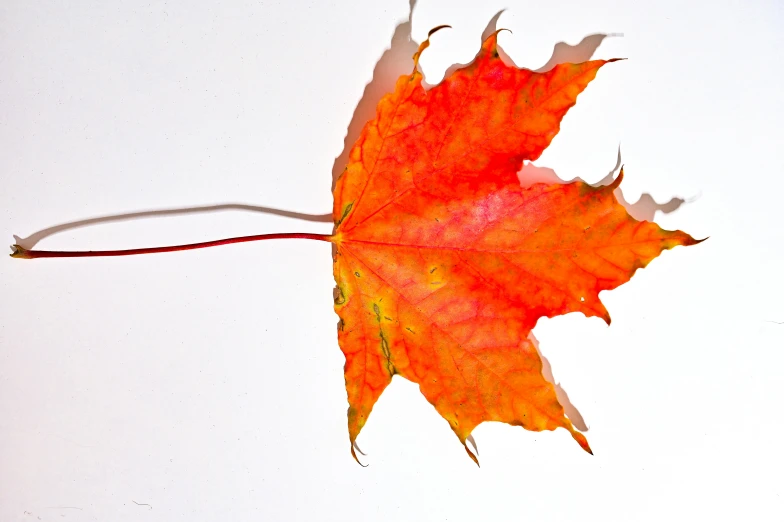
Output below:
[13,205,331,250]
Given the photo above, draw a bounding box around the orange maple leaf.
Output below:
[10,28,701,467]
[331,29,699,465]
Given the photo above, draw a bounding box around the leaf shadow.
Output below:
[519,146,694,222]
[331,0,420,190]
[529,334,589,432]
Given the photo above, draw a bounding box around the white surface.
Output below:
[1,1,782,520]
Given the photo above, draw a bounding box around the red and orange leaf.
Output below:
[6,26,701,467]
[332,31,698,463]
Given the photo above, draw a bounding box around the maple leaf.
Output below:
[10,27,701,467]
[331,29,700,465]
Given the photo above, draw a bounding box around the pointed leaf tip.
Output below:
[487,27,513,39]
[479,28,513,57]
[464,443,480,467]
[571,429,593,455]
[413,25,452,68]
[606,166,624,190]
[351,444,368,467]
[427,24,452,38]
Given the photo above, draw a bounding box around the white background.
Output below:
[1,1,782,520]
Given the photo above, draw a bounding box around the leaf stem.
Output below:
[10,232,334,259]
